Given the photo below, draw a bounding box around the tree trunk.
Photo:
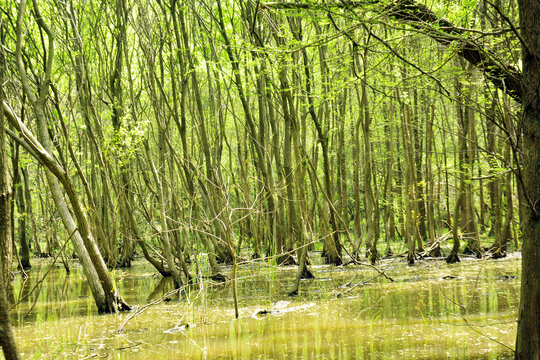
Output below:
[397,83,418,265]
[492,96,515,258]
[359,78,379,264]
[446,75,469,264]
[15,163,31,269]
[462,82,481,256]
[426,104,440,256]
[384,101,395,256]
[515,1,540,357]
[487,99,503,249]
[0,91,13,294]
[22,167,40,256]
[413,88,426,250]
[0,39,20,358]
[353,97,363,256]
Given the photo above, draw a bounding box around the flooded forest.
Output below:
[1,0,540,359]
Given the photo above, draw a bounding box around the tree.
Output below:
[0,18,20,358]
[515,1,540,357]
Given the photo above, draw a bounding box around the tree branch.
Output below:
[262,0,523,102]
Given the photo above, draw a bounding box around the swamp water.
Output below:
[6,254,520,359]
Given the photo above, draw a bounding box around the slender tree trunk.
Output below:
[486,98,502,247]
[397,82,418,264]
[22,167,40,255]
[446,76,469,264]
[359,74,379,263]
[426,104,439,256]
[492,96,514,258]
[11,144,30,269]
[15,165,30,269]
[383,102,395,256]
[462,82,481,256]
[276,52,299,264]
[413,88,426,250]
[353,99,363,255]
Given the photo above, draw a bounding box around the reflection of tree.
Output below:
[18,276,32,304]
[147,277,173,303]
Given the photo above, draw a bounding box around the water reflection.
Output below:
[6,256,519,359]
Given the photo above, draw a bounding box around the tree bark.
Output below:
[0,32,20,358]
[426,104,439,256]
[515,0,540,357]
[14,161,31,269]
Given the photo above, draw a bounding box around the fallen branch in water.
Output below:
[335,272,385,297]
[461,311,515,354]
[251,301,316,319]
[345,257,395,282]
[417,230,452,258]
[118,286,186,332]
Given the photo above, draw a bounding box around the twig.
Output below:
[346,257,395,282]
[118,286,186,332]
[115,342,141,351]
[461,316,515,354]
[336,272,384,297]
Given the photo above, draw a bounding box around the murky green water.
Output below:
[5,254,519,359]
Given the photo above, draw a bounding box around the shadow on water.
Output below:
[5,254,520,359]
